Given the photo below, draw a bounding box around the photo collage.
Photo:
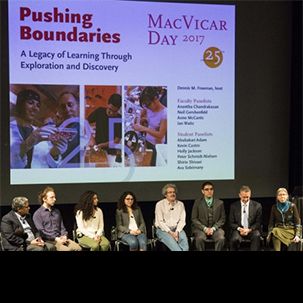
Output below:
[10,84,168,169]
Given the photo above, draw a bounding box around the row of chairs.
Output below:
[1,227,300,252]
[110,226,303,251]
[109,226,262,251]
[110,226,155,251]
[72,225,156,251]
[71,225,269,251]
[1,229,302,251]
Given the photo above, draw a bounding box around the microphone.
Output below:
[170,207,174,211]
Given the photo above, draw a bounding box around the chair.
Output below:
[236,238,253,251]
[230,234,265,251]
[111,226,154,251]
[72,223,91,251]
[0,229,28,251]
[14,228,28,251]
[0,232,4,251]
[264,231,302,251]
[190,235,216,251]
[204,237,217,250]
[151,224,170,251]
[287,241,302,251]
[110,226,130,251]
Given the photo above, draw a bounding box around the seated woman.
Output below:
[115,191,148,251]
[75,191,110,251]
[267,187,301,251]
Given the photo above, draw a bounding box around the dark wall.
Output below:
[289,1,302,191]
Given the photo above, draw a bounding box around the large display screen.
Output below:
[9,0,235,184]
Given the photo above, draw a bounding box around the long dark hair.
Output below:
[139,87,160,107]
[74,190,97,221]
[15,89,41,119]
[117,191,139,213]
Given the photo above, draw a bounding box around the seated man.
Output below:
[229,185,262,251]
[1,196,55,251]
[33,186,82,251]
[155,184,189,251]
[191,181,226,251]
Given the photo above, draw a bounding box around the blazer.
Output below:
[191,197,226,233]
[0,210,40,251]
[115,207,147,239]
[229,200,262,232]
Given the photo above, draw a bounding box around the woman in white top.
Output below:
[115,191,147,251]
[75,191,110,251]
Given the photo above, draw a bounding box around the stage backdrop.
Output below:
[0,1,293,205]
[9,0,235,184]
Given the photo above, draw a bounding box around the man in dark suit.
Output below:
[229,185,262,251]
[1,196,55,251]
[191,181,226,251]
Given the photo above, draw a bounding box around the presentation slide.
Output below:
[9,0,235,185]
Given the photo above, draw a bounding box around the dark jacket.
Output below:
[191,197,225,233]
[268,203,302,238]
[229,200,262,232]
[0,210,40,251]
[115,207,146,239]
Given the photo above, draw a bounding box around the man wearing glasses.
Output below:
[0,197,55,251]
[191,181,226,251]
[155,184,189,251]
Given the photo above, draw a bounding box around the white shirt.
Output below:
[76,208,104,238]
[16,213,35,242]
[241,201,250,228]
[155,198,186,233]
[129,214,138,231]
